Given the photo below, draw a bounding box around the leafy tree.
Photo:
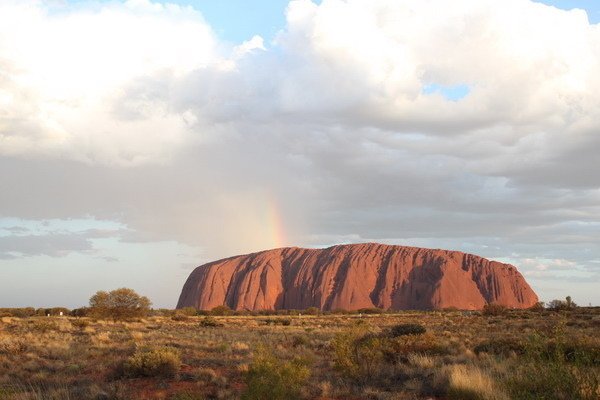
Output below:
[89,288,151,320]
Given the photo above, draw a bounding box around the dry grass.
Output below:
[446,364,508,400]
[0,308,597,399]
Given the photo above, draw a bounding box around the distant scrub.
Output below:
[356,307,385,314]
[28,319,59,333]
[70,318,90,330]
[261,318,292,326]
[199,316,222,327]
[0,307,70,318]
[474,337,525,356]
[482,303,507,316]
[548,296,578,311]
[178,307,198,316]
[171,313,189,321]
[389,323,426,337]
[210,305,233,316]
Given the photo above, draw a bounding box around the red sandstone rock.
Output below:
[177,243,538,311]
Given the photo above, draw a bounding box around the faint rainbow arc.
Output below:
[265,195,288,249]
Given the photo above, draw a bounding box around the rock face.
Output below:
[177,243,538,311]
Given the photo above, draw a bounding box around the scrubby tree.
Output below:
[548,296,577,311]
[89,288,151,320]
[565,296,576,308]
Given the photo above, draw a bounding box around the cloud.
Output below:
[0,0,599,304]
[0,233,94,258]
[0,218,128,259]
[0,0,220,165]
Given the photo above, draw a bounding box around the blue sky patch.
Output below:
[422,83,470,101]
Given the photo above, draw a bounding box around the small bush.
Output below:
[171,313,189,321]
[383,333,448,363]
[122,347,180,378]
[199,316,222,327]
[71,319,90,330]
[242,346,311,400]
[291,335,309,348]
[474,338,525,356]
[303,307,320,315]
[389,323,426,337]
[178,307,198,316]
[0,337,27,354]
[29,319,59,332]
[528,302,545,312]
[357,307,384,314]
[210,305,233,316]
[262,318,291,326]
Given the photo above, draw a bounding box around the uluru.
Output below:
[177,243,538,311]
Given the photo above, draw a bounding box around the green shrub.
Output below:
[389,323,426,337]
[332,325,446,382]
[332,328,385,380]
[242,346,311,400]
[122,347,180,378]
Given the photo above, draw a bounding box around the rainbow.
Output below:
[265,194,288,249]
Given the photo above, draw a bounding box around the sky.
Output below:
[0,0,599,308]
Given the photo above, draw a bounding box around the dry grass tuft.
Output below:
[446,364,508,400]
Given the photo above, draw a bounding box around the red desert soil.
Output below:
[177,243,538,311]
